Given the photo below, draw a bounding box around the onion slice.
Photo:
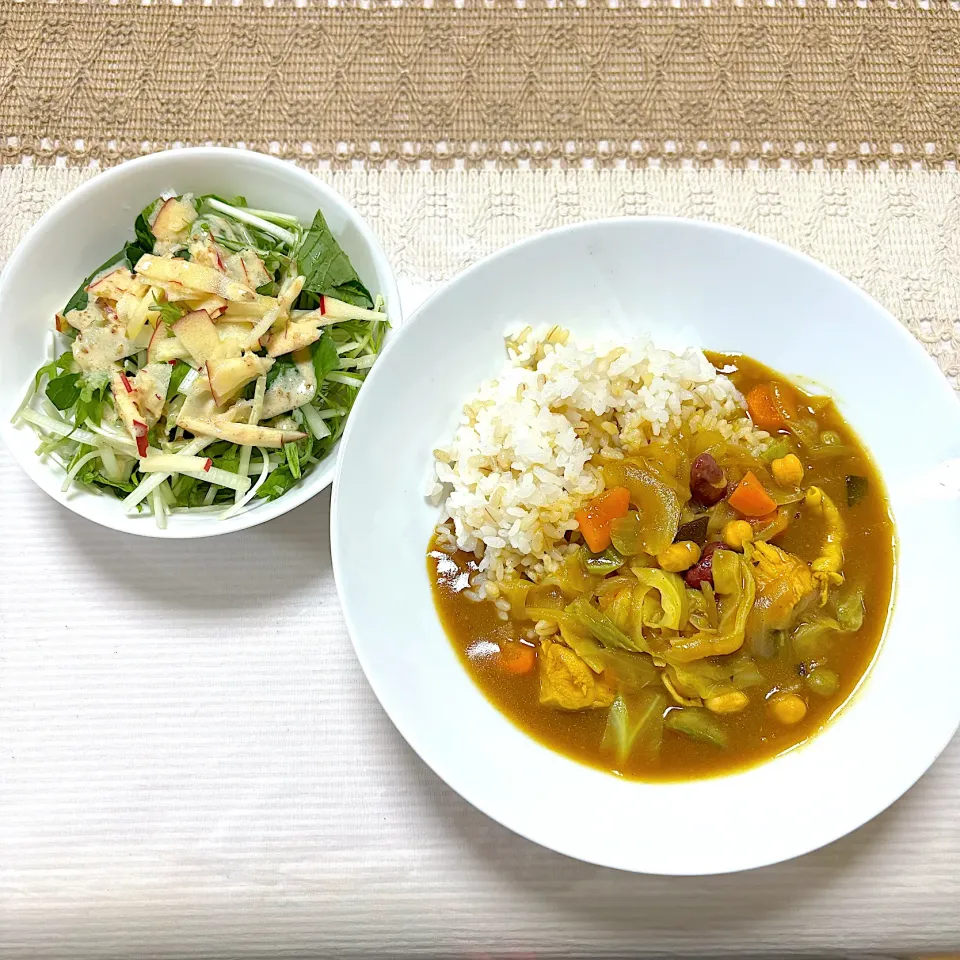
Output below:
[220,447,271,520]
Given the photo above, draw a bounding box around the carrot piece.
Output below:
[746,383,786,432]
[575,486,631,553]
[728,471,778,517]
[500,641,536,675]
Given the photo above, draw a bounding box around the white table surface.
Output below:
[2,169,960,959]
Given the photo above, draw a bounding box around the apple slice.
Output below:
[134,362,173,422]
[318,294,384,322]
[186,295,228,319]
[151,198,198,242]
[217,319,260,352]
[117,288,161,341]
[188,237,227,271]
[140,454,213,474]
[177,415,306,448]
[258,350,317,419]
[62,303,105,333]
[147,321,170,363]
[266,313,336,357]
[110,370,149,457]
[222,293,278,320]
[171,310,222,364]
[147,279,195,302]
[151,338,191,363]
[178,379,223,423]
[224,249,272,289]
[134,255,255,303]
[206,354,274,406]
[86,268,144,302]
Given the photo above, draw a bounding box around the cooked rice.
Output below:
[427,326,769,591]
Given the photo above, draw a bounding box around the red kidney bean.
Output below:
[689,453,727,506]
[685,541,722,588]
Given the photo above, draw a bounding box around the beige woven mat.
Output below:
[1,165,958,386]
[2,0,959,168]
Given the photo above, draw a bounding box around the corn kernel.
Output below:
[657,540,701,573]
[769,692,807,725]
[722,519,754,551]
[772,453,804,487]
[706,691,749,714]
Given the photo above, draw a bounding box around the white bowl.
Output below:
[333,217,960,874]
[0,148,399,538]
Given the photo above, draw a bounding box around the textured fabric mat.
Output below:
[1,165,958,383]
[1,166,959,959]
[2,0,960,168]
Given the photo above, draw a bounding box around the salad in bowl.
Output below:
[13,191,387,529]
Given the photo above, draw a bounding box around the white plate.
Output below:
[332,217,960,874]
[0,148,399,538]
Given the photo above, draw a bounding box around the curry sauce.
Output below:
[428,354,895,782]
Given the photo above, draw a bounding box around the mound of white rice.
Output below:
[427,326,768,593]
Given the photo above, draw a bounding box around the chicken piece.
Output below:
[538,640,615,711]
[804,486,846,603]
[748,541,815,631]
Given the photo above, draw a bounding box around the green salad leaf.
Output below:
[157,301,186,325]
[45,372,81,410]
[266,354,296,388]
[134,199,160,254]
[311,333,339,382]
[257,465,297,501]
[34,351,74,392]
[295,209,373,308]
[167,360,191,400]
[284,441,302,480]
[62,249,130,314]
[24,192,385,525]
[76,373,110,427]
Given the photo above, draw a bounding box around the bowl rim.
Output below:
[0,146,400,539]
[332,214,960,874]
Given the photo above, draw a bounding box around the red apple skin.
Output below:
[133,421,149,458]
[120,372,134,393]
[147,321,166,363]
[203,458,212,472]
[205,363,222,407]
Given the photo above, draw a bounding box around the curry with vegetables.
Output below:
[429,354,895,781]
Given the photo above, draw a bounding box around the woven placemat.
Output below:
[2,166,960,960]
[1,165,958,387]
[2,0,959,168]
